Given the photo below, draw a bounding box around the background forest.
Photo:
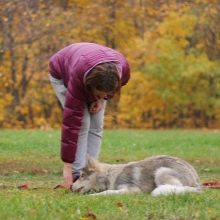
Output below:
[0,0,220,129]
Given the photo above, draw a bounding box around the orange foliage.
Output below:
[0,0,220,129]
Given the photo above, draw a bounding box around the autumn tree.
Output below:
[0,0,220,128]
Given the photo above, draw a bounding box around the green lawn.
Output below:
[0,129,220,220]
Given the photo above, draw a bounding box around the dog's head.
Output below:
[72,158,109,194]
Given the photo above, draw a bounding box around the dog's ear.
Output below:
[85,156,99,172]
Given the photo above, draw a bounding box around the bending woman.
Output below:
[49,42,130,189]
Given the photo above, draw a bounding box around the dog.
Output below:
[72,155,201,196]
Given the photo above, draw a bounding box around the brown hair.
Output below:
[85,62,121,95]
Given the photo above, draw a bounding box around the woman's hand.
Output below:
[63,162,73,189]
[89,99,104,113]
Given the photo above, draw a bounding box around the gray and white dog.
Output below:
[72,155,201,196]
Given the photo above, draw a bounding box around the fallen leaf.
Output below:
[117,202,123,208]
[54,184,65,189]
[203,181,220,189]
[116,201,128,214]
[85,208,97,220]
[18,183,29,190]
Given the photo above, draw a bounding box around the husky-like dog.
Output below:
[72,155,201,196]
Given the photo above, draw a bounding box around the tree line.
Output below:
[0,0,220,129]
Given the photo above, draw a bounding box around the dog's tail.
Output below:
[151,184,202,197]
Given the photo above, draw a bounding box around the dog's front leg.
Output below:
[90,186,141,196]
[91,188,129,196]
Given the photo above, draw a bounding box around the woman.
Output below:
[49,42,130,189]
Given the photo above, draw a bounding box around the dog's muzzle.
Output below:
[73,186,84,193]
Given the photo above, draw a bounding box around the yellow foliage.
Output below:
[118,71,164,128]
[157,12,197,49]
[0,0,220,128]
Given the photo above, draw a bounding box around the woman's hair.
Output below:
[85,62,121,95]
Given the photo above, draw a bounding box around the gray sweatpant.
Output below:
[49,75,106,176]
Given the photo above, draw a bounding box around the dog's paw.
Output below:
[151,185,201,197]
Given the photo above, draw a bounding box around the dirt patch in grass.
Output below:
[0,161,52,175]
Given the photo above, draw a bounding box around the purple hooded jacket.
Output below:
[49,42,130,163]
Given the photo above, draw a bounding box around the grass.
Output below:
[0,129,220,220]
